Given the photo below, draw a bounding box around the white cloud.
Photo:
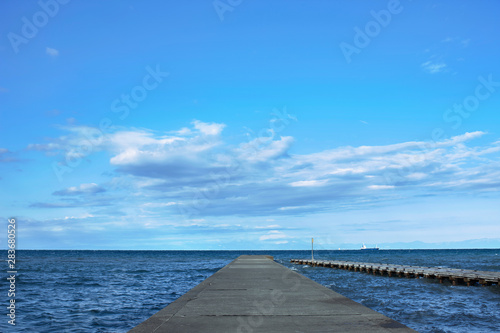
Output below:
[406,173,427,181]
[174,127,192,136]
[329,167,367,175]
[27,122,223,167]
[53,183,105,196]
[441,37,470,48]
[46,47,59,57]
[279,206,301,211]
[289,180,327,187]
[259,230,287,241]
[255,224,281,229]
[193,120,225,135]
[421,61,446,74]
[107,125,223,169]
[27,121,500,219]
[142,202,177,207]
[108,130,182,149]
[64,213,94,220]
[368,185,395,190]
[438,131,485,146]
[237,135,293,163]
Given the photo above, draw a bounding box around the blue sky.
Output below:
[1,0,500,249]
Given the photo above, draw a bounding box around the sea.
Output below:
[0,249,499,333]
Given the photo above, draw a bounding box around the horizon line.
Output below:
[6,247,500,251]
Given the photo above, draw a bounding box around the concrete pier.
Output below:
[129,255,416,332]
[291,259,500,286]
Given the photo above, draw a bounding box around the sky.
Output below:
[1,0,500,250]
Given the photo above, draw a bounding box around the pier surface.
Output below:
[129,255,415,332]
[291,259,500,286]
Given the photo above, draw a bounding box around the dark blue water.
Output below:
[0,250,499,332]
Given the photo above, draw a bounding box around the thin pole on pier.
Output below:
[311,237,314,261]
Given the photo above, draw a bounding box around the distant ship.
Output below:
[360,243,379,250]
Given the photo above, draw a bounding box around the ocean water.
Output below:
[0,249,499,332]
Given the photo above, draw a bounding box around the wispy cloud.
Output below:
[421,61,447,74]
[460,38,471,47]
[259,230,287,241]
[367,185,395,190]
[289,180,328,187]
[441,37,470,48]
[142,202,177,208]
[46,47,59,57]
[423,37,470,75]
[53,183,106,196]
[0,148,20,163]
[30,198,112,209]
[192,120,225,136]
[236,135,294,163]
